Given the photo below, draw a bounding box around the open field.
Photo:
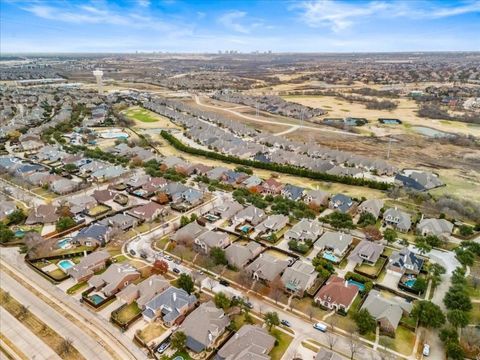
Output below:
[281,95,479,137]
[123,106,182,130]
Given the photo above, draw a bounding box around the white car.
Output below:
[313,322,327,332]
[423,344,430,357]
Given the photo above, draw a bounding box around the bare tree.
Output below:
[326,314,338,331]
[58,338,74,356]
[17,304,29,320]
[347,332,363,360]
[237,270,253,289]
[206,277,217,292]
[269,276,284,305]
[176,233,194,248]
[325,330,338,350]
[307,306,315,321]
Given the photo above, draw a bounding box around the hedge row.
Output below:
[160,130,391,190]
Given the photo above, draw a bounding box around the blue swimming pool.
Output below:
[347,279,366,292]
[89,294,105,305]
[100,132,129,139]
[14,229,25,238]
[404,279,416,288]
[322,252,338,263]
[57,238,72,249]
[240,225,252,233]
[58,259,74,272]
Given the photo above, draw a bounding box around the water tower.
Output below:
[93,69,104,93]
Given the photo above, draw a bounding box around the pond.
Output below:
[412,126,454,138]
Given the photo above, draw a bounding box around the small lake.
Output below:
[412,126,455,138]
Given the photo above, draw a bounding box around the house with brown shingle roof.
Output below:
[88,263,140,297]
[314,275,359,313]
[127,202,167,222]
[25,204,59,225]
[67,250,110,282]
[261,178,283,195]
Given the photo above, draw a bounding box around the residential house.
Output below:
[116,275,170,308]
[281,184,305,201]
[0,201,16,221]
[25,204,59,225]
[261,178,283,195]
[314,275,359,312]
[50,178,78,195]
[255,214,289,236]
[242,175,263,189]
[171,221,208,242]
[233,205,266,226]
[348,240,384,265]
[68,195,97,215]
[315,349,342,360]
[91,166,127,182]
[222,170,248,185]
[67,250,111,283]
[172,188,203,207]
[127,202,167,222]
[358,199,384,219]
[416,218,453,238]
[225,242,263,269]
[315,231,352,258]
[383,208,412,232]
[361,290,413,335]
[206,167,229,181]
[179,301,230,352]
[329,194,355,213]
[93,189,116,203]
[246,254,290,282]
[88,263,140,297]
[395,171,443,191]
[387,248,424,275]
[285,219,323,243]
[99,213,139,231]
[209,200,243,220]
[142,286,197,325]
[216,325,275,360]
[74,223,111,247]
[281,261,317,296]
[303,190,329,207]
[195,230,231,254]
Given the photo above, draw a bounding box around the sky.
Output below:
[1,0,480,53]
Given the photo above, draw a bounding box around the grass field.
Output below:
[269,328,293,360]
[115,302,141,324]
[379,326,416,356]
[138,322,166,343]
[123,106,182,129]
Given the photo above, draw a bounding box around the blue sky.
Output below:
[1,0,480,53]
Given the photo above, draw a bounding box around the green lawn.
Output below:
[269,328,293,360]
[170,350,192,360]
[355,257,387,277]
[126,108,159,123]
[291,297,327,320]
[114,302,141,324]
[470,303,480,324]
[466,277,480,299]
[155,236,171,250]
[66,281,88,295]
[48,268,67,280]
[379,326,416,356]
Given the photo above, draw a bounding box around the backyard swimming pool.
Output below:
[57,238,72,249]
[89,294,105,305]
[347,279,366,292]
[14,229,25,238]
[322,252,339,263]
[100,132,129,139]
[239,224,253,233]
[403,278,416,288]
[57,259,75,272]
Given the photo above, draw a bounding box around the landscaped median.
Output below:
[160,130,391,190]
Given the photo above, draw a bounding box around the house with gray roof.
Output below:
[255,214,289,236]
[171,221,208,242]
[281,261,317,296]
[225,242,263,269]
[315,231,353,258]
[51,178,78,195]
[329,194,355,213]
[233,205,266,226]
[416,218,453,238]
[206,167,229,181]
[116,275,170,308]
[179,300,230,352]
[358,199,384,219]
[88,263,140,297]
[99,213,139,231]
[216,324,275,360]
[315,349,342,360]
[195,230,231,254]
[361,290,413,334]
[348,240,384,265]
[26,204,59,225]
[246,254,290,283]
[387,248,424,275]
[383,208,412,232]
[281,184,305,201]
[285,219,323,243]
[67,250,110,282]
[142,286,197,325]
[68,195,97,214]
[242,175,263,188]
[209,200,243,220]
[74,223,112,247]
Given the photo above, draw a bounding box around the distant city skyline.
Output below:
[1,0,480,53]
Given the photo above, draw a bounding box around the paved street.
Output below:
[0,307,61,360]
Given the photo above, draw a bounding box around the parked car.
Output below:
[313,323,327,332]
[173,268,180,274]
[156,342,170,354]
[174,259,182,265]
[165,255,173,261]
[245,301,253,309]
[140,252,148,259]
[129,249,136,256]
[423,344,430,357]
[281,320,291,327]
[219,279,230,287]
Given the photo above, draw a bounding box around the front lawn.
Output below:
[291,297,327,321]
[170,350,192,360]
[379,326,416,356]
[355,257,387,278]
[269,328,293,360]
[66,281,88,295]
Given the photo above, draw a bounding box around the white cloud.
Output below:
[295,0,480,32]
[218,10,250,33]
[137,0,150,7]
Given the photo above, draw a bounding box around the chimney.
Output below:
[173,292,177,302]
